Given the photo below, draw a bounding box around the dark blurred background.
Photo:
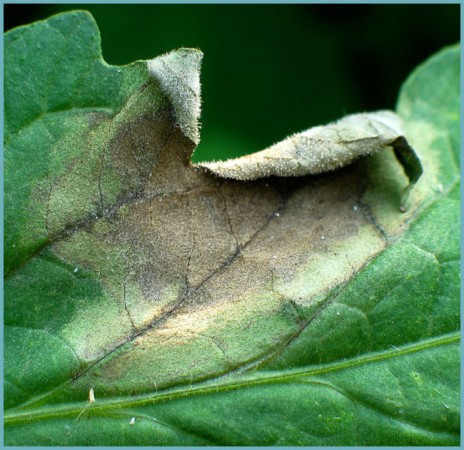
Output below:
[4,4,460,162]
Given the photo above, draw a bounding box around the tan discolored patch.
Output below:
[42,48,426,391]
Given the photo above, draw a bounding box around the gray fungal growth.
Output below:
[197,110,422,211]
[148,48,202,144]
[147,50,421,212]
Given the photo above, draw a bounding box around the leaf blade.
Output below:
[4,12,459,446]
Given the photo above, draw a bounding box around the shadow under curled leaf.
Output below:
[4,11,460,446]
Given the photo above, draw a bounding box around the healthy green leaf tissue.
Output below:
[4,11,459,446]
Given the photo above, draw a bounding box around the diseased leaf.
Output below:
[4,11,459,446]
[147,48,202,144]
[198,110,422,210]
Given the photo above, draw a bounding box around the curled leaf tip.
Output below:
[392,136,423,212]
[197,110,422,211]
[148,48,203,144]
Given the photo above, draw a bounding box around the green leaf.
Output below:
[4,11,459,446]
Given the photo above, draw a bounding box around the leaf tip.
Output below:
[147,48,203,145]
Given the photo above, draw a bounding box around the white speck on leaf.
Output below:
[88,388,95,403]
[130,417,136,425]
[76,388,95,421]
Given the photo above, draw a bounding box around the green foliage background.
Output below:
[5,4,459,162]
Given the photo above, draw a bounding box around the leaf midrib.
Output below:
[5,331,459,426]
